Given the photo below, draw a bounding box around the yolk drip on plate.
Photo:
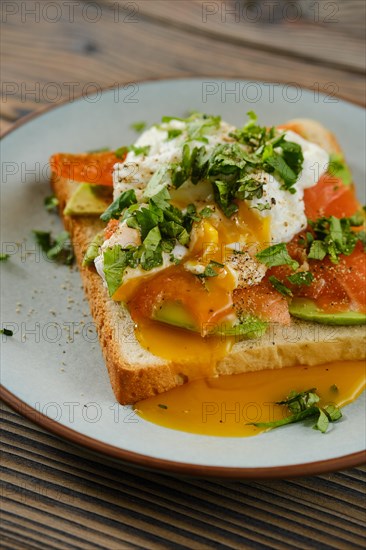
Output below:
[134,361,365,437]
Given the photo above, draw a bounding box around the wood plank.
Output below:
[1,2,364,130]
[2,404,366,550]
[110,0,366,72]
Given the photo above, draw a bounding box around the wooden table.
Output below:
[1,1,365,548]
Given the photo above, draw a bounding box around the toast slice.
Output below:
[51,120,366,404]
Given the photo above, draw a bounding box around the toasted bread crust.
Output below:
[51,120,366,404]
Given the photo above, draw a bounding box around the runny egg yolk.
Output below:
[113,204,271,383]
[135,361,366,437]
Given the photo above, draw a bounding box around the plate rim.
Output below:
[1,77,365,479]
[2,386,365,479]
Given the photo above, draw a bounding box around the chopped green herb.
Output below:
[103,246,131,296]
[166,129,183,140]
[199,206,214,218]
[130,121,147,133]
[33,230,74,265]
[248,388,342,433]
[197,260,224,279]
[268,276,293,297]
[330,384,339,393]
[256,243,299,270]
[287,271,314,286]
[115,144,150,159]
[0,254,10,262]
[44,195,59,212]
[100,190,137,222]
[158,404,168,409]
[307,215,364,263]
[0,328,13,336]
[308,240,327,261]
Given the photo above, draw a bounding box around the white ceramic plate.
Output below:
[1,79,365,478]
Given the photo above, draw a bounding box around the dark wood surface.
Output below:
[1,1,366,548]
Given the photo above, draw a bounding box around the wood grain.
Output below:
[132,0,366,71]
[1,0,365,135]
[2,403,366,549]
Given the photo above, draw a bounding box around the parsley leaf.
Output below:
[0,254,10,262]
[201,260,224,278]
[33,230,74,265]
[256,243,299,270]
[0,328,13,336]
[308,240,327,261]
[130,121,147,133]
[307,215,363,263]
[144,165,170,198]
[103,246,130,296]
[44,195,59,212]
[115,144,150,159]
[268,276,293,297]
[47,231,75,265]
[166,129,183,140]
[248,388,342,433]
[100,190,137,222]
[287,271,314,286]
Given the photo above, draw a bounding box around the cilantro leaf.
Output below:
[250,407,320,429]
[256,243,299,270]
[199,206,213,218]
[100,189,137,222]
[308,240,327,261]
[44,195,59,212]
[33,230,52,252]
[268,275,293,297]
[307,215,362,263]
[213,180,238,218]
[103,246,130,296]
[143,226,161,251]
[287,271,314,286]
[314,409,330,433]
[130,121,147,133]
[167,129,183,140]
[115,144,150,159]
[263,146,298,192]
[33,230,74,265]
[143,165,170,199]
[249,388,342,433]
[0,254,10,262]
[46,231,74,265]
[0,328,13,336]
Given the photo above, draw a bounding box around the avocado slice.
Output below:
[153,301,198,332]
[64,183,112,216]
[152,301,267,338]
[82,230,105,266]
[289,298,366,325]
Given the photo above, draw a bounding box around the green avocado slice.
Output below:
[152,301,198,332]
[152,301,267,338]
[82,230,105,266]
[64,183,112,216]
[289,298,366,325]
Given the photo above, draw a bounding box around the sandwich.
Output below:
[50,112,366,405]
